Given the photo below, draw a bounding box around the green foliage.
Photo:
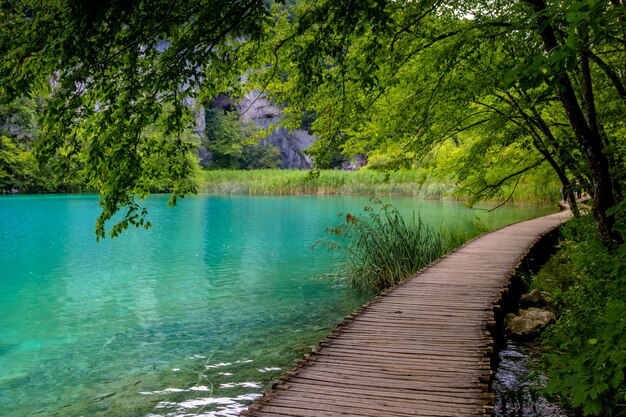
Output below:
[1,0,274,236]
[87,105,200,239]
[429,137,562,206]
[0,97,86,192]
[536,214,626,416]
[0,97,37,191]
[204,109,280,170]
[314,200,467,290]
[0,135,24,190]
[253,0,625,247]
[366,152,413,171]
[308,137,349,170]
[0,96,38,143]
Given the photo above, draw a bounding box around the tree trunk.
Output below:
[524,98,582,216]
[523,0,621,248]
[544,156,581,217]
[599,125,625,202]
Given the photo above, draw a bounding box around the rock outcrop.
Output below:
[505,307,555,339]
[520,289,547,308]
[213,91,316,169]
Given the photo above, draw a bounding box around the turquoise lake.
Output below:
[0,195,555,417]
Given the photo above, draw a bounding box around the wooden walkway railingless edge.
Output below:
[240,211,570,417]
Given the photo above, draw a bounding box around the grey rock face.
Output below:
[236,91,315,169]
[203,91,316,169]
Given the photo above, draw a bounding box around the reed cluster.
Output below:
[200,169,455,197]
[315,200,469,290]
[199,169,560,203]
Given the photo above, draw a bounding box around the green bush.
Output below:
[538,214,626,416]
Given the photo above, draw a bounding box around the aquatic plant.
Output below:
[315,199,465,290]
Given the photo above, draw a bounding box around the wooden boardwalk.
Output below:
[241,212,569,417]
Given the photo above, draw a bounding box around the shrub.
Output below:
[538,214,626,416]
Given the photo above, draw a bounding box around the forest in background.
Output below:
[0,91,559,203]
[1,1,625,414]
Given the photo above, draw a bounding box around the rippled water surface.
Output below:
[0,195,554,416]
[494,340,573,417]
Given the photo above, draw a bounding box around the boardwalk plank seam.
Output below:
[241,212,569,417]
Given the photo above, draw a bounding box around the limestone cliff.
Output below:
[211,92,316,169]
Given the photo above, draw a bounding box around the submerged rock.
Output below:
[520,289,547,308]
[505,308,555,338]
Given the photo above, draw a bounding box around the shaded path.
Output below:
[241,212,569,417]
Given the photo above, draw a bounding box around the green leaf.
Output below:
[566,11,589,25]
[604,301,626,322]
[566,34,577,49]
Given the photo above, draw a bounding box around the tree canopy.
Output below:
[1,0,272,237]
[1,0,625,247]
[251,0,625,247]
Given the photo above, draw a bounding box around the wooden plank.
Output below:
[269,391,470,415]
[296,366,484,387]
[265,396,482,416]
[292,370,485,395]
[309,357,489,379]
[312,347,487,364]
[310,358,486,376]
[275,381,486,406]
[324,341,489,356]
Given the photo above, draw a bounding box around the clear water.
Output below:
[494,340,573,417]
[0,194,554,417]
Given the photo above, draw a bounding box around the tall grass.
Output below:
[199,169,560,204]
[201,169,439,196]
[314,199,469,290]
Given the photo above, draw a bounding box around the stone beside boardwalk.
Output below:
[241,211,570,417]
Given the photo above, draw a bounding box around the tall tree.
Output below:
[253,0,625,248]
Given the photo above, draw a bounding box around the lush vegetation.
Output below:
[314,201,468,289]
[201,168,454,197]
[255,0,626,250]
[531,211,626,416]
[0,97,85,192]
[1,2,625,413]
